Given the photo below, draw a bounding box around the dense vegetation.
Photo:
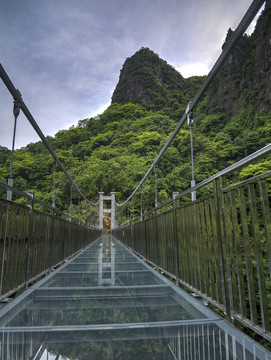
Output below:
[0,6,270,220]
[0,97,270,216]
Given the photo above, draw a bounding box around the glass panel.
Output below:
[0,236,270,360]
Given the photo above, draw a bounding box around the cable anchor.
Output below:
[186,101,194,129]
[13,91,21,119]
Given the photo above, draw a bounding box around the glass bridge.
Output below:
[0,236,270,360]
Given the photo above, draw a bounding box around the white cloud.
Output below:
[175,62,210,78]
[245,4,265,35]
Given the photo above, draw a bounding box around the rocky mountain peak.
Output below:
[111,47,185,105]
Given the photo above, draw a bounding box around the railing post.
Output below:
[78,195,81,225]
[121,206,123,226]
[173,192,179,285]
[69,183,73,222]
[154,206,159,270]
[0,202,10,296]
[52,160,56,209]
[99,192,104,230]
[26,191,34,288]
[110,192,116,230]
[140,185,143,221]
[49,206,55,271]
[144,210,148,258]
[132,196,135,223]
[154,164,158,208]
[213,177,231,320]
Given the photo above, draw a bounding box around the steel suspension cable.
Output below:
[0,64,98,207]
[115,0,265,207]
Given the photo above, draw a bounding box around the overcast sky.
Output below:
[0,0,262,149]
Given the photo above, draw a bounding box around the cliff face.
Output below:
[212,2,271,114]
[253,0,271,110]
[112,4,270,116]
[111,47,185,105]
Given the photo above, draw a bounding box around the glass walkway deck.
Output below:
[0,236,270,360]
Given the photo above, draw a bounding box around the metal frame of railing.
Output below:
[0,176,102,300]
[0,179,99,225]
[113,144,271,341]
[0,196,101,300]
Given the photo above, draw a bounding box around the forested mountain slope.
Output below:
[0,4,270,216]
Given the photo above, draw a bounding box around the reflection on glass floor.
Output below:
[0,236,270,360]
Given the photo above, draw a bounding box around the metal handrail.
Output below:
[0,180,100,228]
[174,142,271,201]
[153,143,271,211]
[118,143,271,222]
